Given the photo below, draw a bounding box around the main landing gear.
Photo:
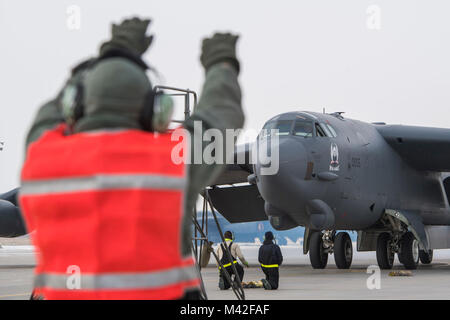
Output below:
[376,232,433,270]
[309,230,353,269]
[376,212,434,270]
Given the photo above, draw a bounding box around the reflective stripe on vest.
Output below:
[219,261,238,270]
[261,264,279,268]
[34,265,198,290]
[21,174,186,196]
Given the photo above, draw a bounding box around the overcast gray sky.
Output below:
[0,0,449,191]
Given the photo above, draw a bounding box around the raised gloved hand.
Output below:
[200,33,240,73]
[100,17,154,57]
[243,261,250,268]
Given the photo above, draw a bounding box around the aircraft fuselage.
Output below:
[254,111,448,231]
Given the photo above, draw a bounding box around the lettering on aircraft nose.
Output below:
[330,143,340,172]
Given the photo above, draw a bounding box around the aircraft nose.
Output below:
[255,136,307,175]
[254,137,308,212]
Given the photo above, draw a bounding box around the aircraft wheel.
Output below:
[376,232,395,269]
[397,251,404,265]
[309,231,328,269]
[334,232,353,269]
[419,249,433,264]
[399,232,419,270]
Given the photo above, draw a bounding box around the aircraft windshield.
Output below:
[294,120,314,137]
[262,120,293,136]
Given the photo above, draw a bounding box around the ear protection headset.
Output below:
[263,232,276,244]
[61,49,174,133]
[224,230,235,241]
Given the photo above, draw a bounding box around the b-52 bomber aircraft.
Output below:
[208,111,450,270]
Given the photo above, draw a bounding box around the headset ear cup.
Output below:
[139,90,155,131]
[152,92,174,133]
[61,82,84,124]
[73,82,85,121]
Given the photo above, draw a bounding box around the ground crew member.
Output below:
[216,231,249,290]
[258,231,283,290]
[18,17,244,300]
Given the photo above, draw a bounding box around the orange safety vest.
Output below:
[19,124,199,300]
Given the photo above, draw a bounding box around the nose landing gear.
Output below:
[334,232,353,269]
[309,231,329,269]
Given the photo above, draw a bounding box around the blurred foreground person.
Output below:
[216,231,249,290]
[18,17,244,300]
[258,231,283,290]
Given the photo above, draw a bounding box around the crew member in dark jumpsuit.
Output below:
[258,231,283,290]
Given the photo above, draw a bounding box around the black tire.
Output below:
[397,251,404,265]
[376,232,395,269]
[419,249,433,265]
[399,232,419,270]
[309,232,328,269]
[334,232,353,269]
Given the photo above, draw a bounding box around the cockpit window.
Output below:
[293,120,313,137]
[314,123,338,138]
[315,123,327,137]
[326,124,337,137]
[320,124,332,137]
[262,120,293,136]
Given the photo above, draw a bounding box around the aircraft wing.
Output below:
[376,125,450,172]
[208,142,268,223]
[208,185,267,223]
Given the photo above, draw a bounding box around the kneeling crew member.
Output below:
[258,231,283,290]
[217,231,249,290]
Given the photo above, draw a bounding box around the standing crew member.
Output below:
[216,231,249,290]
[258,231,283,290]
[18,17,245,300]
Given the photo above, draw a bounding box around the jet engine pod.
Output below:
[306,199,335,231]
[265,202,298,230]
[268,215,298,231]
[0,200,27,237]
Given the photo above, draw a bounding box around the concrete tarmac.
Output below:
[0,242,449,300]
[0,246,35,300]
[203,245,450,300]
